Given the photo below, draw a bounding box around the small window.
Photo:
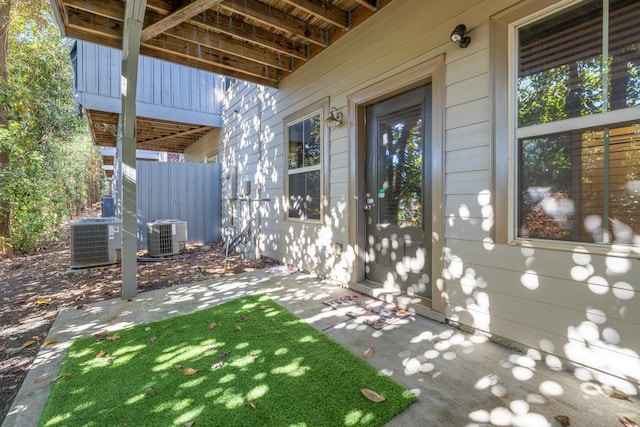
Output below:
[286,111,323,221]
[512,0,640,246]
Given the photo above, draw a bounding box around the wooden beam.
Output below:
[66,9,281,87]
[197,11,307,60]
[144,33,281,82]
[141,0,223,42]
[141,44,280,87]
[120,0,147,299]
[278,0,349,29]
[144,9,292,70]
[220,0,327,47]
[351,0,377,11]
[139,126,211,146]
[64,0,124,21]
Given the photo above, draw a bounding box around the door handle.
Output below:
[363,193,374,211]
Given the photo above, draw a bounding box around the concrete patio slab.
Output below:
[4,271,639,426]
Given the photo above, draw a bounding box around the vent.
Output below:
[71,218,122,268]
[147,219,188,257]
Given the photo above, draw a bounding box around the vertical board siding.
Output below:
[136,162,221,249]
[76,41,221,126]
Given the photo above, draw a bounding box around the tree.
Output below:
[0,0,103,253]
[0,0,12,254]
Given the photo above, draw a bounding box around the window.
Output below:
[501,0,640,247]
[286,109,324,220]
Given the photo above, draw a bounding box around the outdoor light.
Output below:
[326,107,343,128]
[450,24,471,48]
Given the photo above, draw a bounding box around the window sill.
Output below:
[509,238,640,260]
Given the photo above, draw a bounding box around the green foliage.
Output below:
[0,5,103,252]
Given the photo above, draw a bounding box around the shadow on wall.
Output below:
[219,82,639,402]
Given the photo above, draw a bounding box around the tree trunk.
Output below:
[0,0,12,256]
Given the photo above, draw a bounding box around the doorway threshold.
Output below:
[350,280,445,323]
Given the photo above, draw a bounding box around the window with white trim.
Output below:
[514,0,640,246]
[286,110,323,220]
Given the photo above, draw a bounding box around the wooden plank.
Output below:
[143,9,291,70]
[351,0,377,11]
[140,44,279,87]
[220,0,327,47]
[143,33,281,82]
[278,0,349,29]
[141,0,224,42]
[198,11,306,60]
[64,0,124,21]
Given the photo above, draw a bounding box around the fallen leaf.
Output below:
[363,346,375,359]
[211,360,225,369]
[106,356,116,364]
[554,415,571,426]
[149,336,157,343]
[250,354,257,361]
[106,335,120,341]
[249,402,257,409]
[208,322,219,330]
[22,339,37,348]
[602,386,631,400]
[173,364,183,370]
[619,415,639,427]
[34,375,49,384]
[220,351,230,358]
[96,350,106,358]
[145,327,151,332]
[183,368,198,376]
[235,325,242,331]
[63,375,71,381]
[43,339,57,346]
[5,347,23,355]
[36,297,52,305]
[361,388,385,402]
[237,316,249,322]
[94,332,107,341]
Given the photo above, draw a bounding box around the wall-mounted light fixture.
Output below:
[326,107,343,128]
[450,24,471,48]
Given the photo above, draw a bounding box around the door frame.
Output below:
[347,55,446,321]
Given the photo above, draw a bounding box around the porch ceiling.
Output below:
[51,0,392,88]
[85,109,214,153]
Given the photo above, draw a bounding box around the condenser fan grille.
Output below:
[151,224,173,255]
[70,219,121,268]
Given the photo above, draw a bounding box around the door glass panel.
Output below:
[377,105,423,227]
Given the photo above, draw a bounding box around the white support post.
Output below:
[120,0,147,299]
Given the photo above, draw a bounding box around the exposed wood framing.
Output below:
[52,0,394,88]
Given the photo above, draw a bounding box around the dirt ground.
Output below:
[0,207,279,423]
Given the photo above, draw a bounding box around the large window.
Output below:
[286,110,323,220]
[514,0,640,246]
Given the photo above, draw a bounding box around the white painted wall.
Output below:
[214,0,639,394]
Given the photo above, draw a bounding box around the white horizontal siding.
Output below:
[218,0,640,386]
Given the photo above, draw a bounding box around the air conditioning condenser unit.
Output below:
[71,217,122,268]
[147,219,188,257]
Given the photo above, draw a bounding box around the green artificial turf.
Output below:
[39,294,416,427]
